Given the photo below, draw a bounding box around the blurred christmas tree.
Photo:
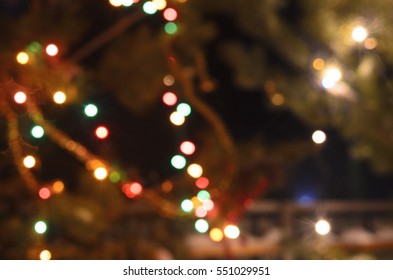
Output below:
[1,0,393,260]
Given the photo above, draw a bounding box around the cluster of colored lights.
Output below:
[11,0,244,256]
[109,0,179,35]
[15,42,73,107]
[308,24,376,147]
[122,182,143,198]
[34,220,52,260]
[300,23,378,239]
[160,73,241,241]
[16,42,60,65]
[313,25,374,91]
[109,0,136,7]
[32,180,66,259]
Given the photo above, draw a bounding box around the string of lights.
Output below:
[0,0,387,259]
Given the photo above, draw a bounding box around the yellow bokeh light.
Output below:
[187,163,203,178]
[109,0,122,7]
[16,52,29,64]
[210,228,224,242]
[170,111,185,126]
[271,93,285,106]
[312,58,325,71]
[86,159,105,171]
[53,91,66,104]
[23,155,36,169]
[52,180,65,193]
[152,0,167,10]
[94,167,108,180]
[191,196,203,208]
[39,250,52,260]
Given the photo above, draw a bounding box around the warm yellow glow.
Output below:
[53,91,66,104]
[109,0,122,7]
[352,26,368,43]
[39,250,52,260]
[170,111,185,126]
[224,225,240,239]
[364,38,377,50]
[52,180,65,193]
[312,130,327,144]
[16,52,29,64]
[187,163,203,178]
[152,0,167,10]
[86,159,105,171]
[312,58,325,71]
[191,196,202,208]
[210,228,224,242]
[315,219,331,235]
[271,93,284,106]
[14,91,27,104]
[46,44,59,56]
[94,167,108,180]
[23,155,36,169]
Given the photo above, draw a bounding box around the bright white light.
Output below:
[315,219,331,235]
[14,91,27,104]
[53,91,66,104]
[322,67,342,89]
[195,219,209,233]
[94,167,108,180]
[352,26,368,43]
[23,155,36,168]
[312,130,327,144]
[34,221,47,234]
[39,250,52,260]
[84,104,98,117]
[122,0,134,6]
[45,44,59,56]
[143,1,157,14]
[31,126,44,139]
[171,155,186,169]
[224,225,240,239]
[109,0,122,7]
[170,111,185,126]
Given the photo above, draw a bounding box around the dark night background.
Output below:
[1,0,393,260]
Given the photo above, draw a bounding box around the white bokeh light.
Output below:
[312,130,327,144]
[315,219,331,235]
[352,26,368,43]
